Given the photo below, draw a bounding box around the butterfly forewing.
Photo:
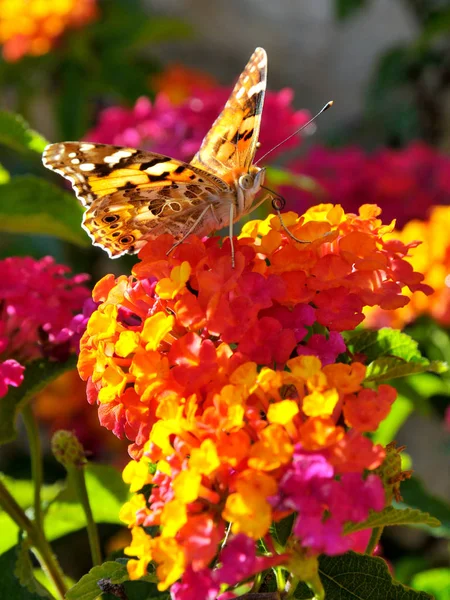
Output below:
[191,47,267,180]
[42,48,267,258]
[43,143,230,257]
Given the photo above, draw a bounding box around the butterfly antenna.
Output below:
[254,100,334,166]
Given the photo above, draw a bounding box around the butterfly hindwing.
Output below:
[43,142,230,257]
[191,47,267,181]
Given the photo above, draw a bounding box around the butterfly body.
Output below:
[43,48,268,258]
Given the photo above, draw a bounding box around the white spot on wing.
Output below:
[80,143,95,151]
[80,163,96,171]
[248,81,264,96]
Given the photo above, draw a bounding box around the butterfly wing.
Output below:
[43,142,231,257]
[190,47,267,180]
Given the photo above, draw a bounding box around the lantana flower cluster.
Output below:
[78,204,431,596]
[87,88,310,165]
[284,143,450,227]
[0,0,97,62]
[366,205,449,329]
[0,256,90,398]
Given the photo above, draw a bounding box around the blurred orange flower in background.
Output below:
[365,205,450,329]
[0,0,98,61]
[152,63,216,104]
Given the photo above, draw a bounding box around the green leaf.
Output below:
[66,560,158,600]
[411,568,450,600]
[15,538,52,598]
[344,506,440,534]
[365,356,447,382]
[0,546,45,599]
[0,175,89,247]
[344,328,423,362]
[343,328,447,381]
[294,551,433,599]
[398,476,450,538]
[66,561,129,600]
[0,356,77,445]
[371,393,414,445]
[44,464,130,541]
[271,513,295,547]
[0,111,48,154]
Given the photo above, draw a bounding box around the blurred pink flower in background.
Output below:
[283,143,450,226]
[87,88,310,165]
[0,256,90,398]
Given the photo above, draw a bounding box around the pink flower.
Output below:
[283,143,450,226]
[171,567,219,600]
[270,447,384,554]
[0,256,90,362]
[0,359,24,398]
[297,331,346,365]
[216,534,284,587]
[87,88,310,165]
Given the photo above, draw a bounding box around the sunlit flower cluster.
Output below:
[283,143,450,227]
[0,256,90,398]
[0,0,97,62]
[87,88,310,165]
[78,204,430,596]
[365,205,449,329]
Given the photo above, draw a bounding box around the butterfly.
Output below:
[42,48,270,265]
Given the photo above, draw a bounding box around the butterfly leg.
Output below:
[166,203,215,257]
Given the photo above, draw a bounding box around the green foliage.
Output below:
[44,464,130,542]
[411,568,450,600]
[272,514,295,547]
[0,477,63,554]
[0,547,46,599]
[0,175,89,247]
[66,560,159,600]
[0,356,77,445]
[294,551,433,599]
[0,111,48,155]
[343,328,447,381]
[344,506,440,534]
[0,465,128,555]
[398,477,450,538]
[15,538,52,598]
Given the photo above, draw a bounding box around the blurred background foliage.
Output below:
[0,0,449,595]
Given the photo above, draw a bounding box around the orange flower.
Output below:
[0,0,97,61]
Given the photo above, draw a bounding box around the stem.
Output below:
[274,567,286,592]
[69,467,102,566]
[0,478,67,599]
[22,405,44,531]
[0,477,36,537]
[366,526,383,555]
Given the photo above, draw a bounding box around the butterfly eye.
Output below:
[239,174,254,190]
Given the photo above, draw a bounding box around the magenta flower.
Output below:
[171,567,219,600]
[0,256,90,397]
[216,534,284,587]
[297,331,346,365]
[282,142,450,226]
[87,88,310,165]
[0,359,25,398]
[270,447,384,555]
